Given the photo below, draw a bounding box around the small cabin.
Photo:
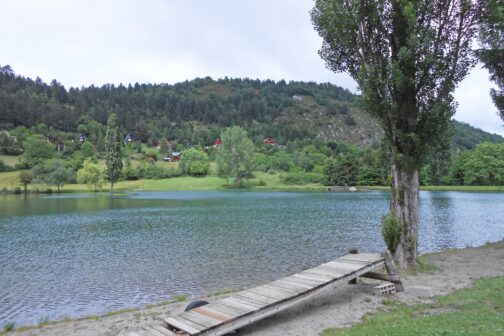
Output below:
[213,138,222,148]
[124,134,133,144]
[78,134,87,143]
[263,137,275,145]
[171,151,182,162]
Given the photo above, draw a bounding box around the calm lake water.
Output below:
[1,190,503,326]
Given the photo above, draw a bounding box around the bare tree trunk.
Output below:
[390,160,419,270]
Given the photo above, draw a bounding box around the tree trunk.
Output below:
[390,160,419,270]
[111,181,114,191]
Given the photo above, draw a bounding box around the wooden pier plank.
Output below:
[234,291,278,305]
[143,325,176,336]
[339,253,382,263]
[206,301,251,316]
[248,285,298,301]
[193,306,234,321]
[221,296,263,310]
[181,310,223,329]
[134,253,388,336]
[164,316,202,335]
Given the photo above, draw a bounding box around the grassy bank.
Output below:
[2,169,503,193]
[322,276,504,336]
[365,185,504,192]
[0,171,326,193]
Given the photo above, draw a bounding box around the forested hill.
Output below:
[0,64,502,149]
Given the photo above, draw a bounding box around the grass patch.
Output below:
[175,294,187,302]
[207,288,243,298]
[321,276,504,336]
[406,255,440,275]
[2,322,15,332]
[0,155,20,166]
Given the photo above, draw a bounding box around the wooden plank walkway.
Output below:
[119,252,398,336]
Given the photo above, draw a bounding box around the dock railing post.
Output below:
[383,250,404,292]
[348,248,359,284]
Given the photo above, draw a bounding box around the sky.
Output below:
[1,0,502,136]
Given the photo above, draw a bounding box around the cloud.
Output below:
[0,0,501,135]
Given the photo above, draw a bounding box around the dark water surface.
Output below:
[1,190,503,325]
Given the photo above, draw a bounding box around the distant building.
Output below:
[263,137,275,145]
[79,134,86,143]
[292,95,304,102]
[213,138,222,148]
[171,151,182,162]
[124,134,133,143]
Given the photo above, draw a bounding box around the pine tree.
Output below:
[105,113,123,191]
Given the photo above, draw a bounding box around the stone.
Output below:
[408,285,435,298]
[348,186,358,192]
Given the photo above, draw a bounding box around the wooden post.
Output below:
[348,248,358,284]
[383,250,404,292]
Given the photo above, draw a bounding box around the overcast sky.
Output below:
[1,0,502,136]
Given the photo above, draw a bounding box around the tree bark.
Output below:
[390,160,419,270]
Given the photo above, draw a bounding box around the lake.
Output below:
[1,190,503,326]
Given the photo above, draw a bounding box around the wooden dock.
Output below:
[119,251,402,336]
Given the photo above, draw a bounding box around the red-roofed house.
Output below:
[213,138,222,148]
[263,137,275,145]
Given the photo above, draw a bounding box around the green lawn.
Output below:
[1,167,503,193]
[0,154,20,166]
[322,276,504,336]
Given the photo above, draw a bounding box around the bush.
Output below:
[179,147,210,176]
[136,163,181,179]
[280,172,325,185]
[381,213,402,252]
[0,160,13,172]
[14,187,21,194]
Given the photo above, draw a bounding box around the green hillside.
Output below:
[0,64,502,150]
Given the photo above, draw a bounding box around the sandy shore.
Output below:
[4,241,504,336]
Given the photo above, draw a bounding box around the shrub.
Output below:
[381,213,402,252]
[14,187,21,194]
[280,172,325,185]
[3,322,15,332]
[179,147,210,176]
[0,160,13,172]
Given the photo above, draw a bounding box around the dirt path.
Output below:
[5,241,504,336]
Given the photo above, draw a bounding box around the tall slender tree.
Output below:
[478,0,504,121]
[105,113,123,191]
[312,0,482,268]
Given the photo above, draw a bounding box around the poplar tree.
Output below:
[311,0,482,268]
[478,0,504,120]
[105,113,123,191]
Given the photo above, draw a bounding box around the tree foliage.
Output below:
[32,159,75,192]
[478,0,504,120]
[20,134,55,167]
[179,147,210,176]
[462,142,504,185]
[77,159,106,191]
[312,0,482,267]
[216,126,256,187]
[105,113,123,190]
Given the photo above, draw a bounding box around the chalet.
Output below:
[213,138,222,148]
[292,94,304,102]
[263,137,275,145]
[171,151,182,162]
[78,134,86,143]
[124,134,133,144]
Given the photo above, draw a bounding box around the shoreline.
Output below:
[3,241,503,336]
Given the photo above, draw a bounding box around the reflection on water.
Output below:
[0,190,503,325]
